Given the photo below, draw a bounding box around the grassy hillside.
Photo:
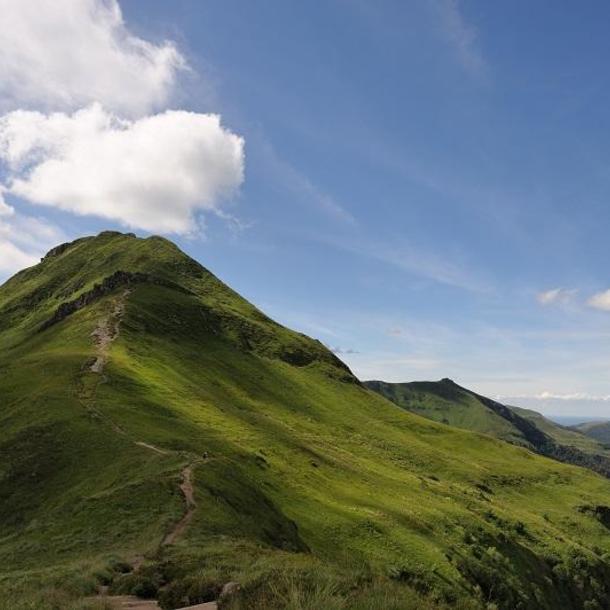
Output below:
[366,379,610,479]
[2,232,610,610]
[511,406,610,456]
[363,379,531,446]
[576,421,610,446]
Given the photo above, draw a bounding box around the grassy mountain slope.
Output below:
[366,379,610,479]
[363,379,530,446]
[510,406,610,456]
[2,232,610,609]
[575,421,610,446]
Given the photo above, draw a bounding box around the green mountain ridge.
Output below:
[1,231,610,609]
[575,421,610,446]
[365,379,610,479]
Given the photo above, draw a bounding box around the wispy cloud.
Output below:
[0,213,65,278]
[536,288,577,306]
[497,391,610,402]
[256,134,356,225]
[588,289,610,311]
[319,235,489,292]
[430,0,486,76]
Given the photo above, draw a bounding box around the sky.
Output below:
[2,1,610,417]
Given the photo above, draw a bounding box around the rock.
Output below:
[219,581,240,601]
[38,270,194,332]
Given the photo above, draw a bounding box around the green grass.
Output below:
[1,231,610,609]
[366,379,610,472]
[511,406,610,456]
[575,421,610,446]
[364,379,530,446]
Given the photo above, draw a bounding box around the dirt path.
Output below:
[135,441,169,455]
[79,290,215,608]
[162,465,197,546]
[90,289,130,373]
[85,289,200,548]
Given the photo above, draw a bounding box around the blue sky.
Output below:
[2,1,610,417]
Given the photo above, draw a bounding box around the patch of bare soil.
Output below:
[162,465,197,546]
[90,289,130,373]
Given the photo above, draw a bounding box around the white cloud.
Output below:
[0,104,244,233]
[0,0,185,116]
[497,391,610,402]
[0,214,65,276]
[0,187,14,216]
[588,290,610,312]
[0,239,38,274]
[536,287,576,305]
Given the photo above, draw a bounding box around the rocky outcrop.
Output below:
[41,237,89,261]
[39,270,191,332]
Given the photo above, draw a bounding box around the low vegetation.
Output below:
[1,231,610,609]
[366,378,610,478]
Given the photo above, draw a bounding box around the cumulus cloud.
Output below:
[0,0,246,275]
[536,288,576,306]
[587,290,610,312]
[0,104,244,233]
[0,0,185,116]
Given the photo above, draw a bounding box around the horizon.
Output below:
[3,1,610,416]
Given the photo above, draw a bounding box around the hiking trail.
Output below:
[74,288,215,607]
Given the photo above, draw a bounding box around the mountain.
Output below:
[575,421,610,446]
[365,379,610,479]
[510,406,610,455]
[2,231,610,610]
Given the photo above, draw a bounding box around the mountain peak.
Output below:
[2,230,357,382]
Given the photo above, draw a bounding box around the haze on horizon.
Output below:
[1,0,610,417]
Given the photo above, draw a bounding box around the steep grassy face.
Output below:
[2,232,610,609]
[366,379,610,479]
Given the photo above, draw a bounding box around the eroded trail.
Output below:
[90,288,130,374]
[162,464,198,546]
[84,289,200,548]
[79,289,214,607]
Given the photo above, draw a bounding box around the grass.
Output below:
[364,379,529,445]
[511,405,610,456]
[576,421,610,445]
[366,379,610,466]
[1,231,610,609]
